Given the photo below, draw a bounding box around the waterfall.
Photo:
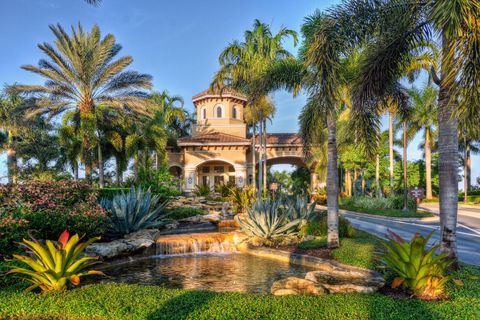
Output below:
[156,232,237,255]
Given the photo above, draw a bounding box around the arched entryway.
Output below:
[196,160,236,190]
[168,165,183,178]
[254,156,321,192]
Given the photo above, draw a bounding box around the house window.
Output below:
[202,107,207,120]
[232,106,238,119]
[228,165,235,172]
[202,166,210,173]
[215,105,223,118]
[213,166,224,173]
[229,175,235,184]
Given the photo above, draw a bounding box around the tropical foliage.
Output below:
[381,231,451,299]
[100,187,169,237]
[235,197,303,239]
[7,230,104,293]
[227,185,256,213]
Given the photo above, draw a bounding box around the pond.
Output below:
[96,253,314,293]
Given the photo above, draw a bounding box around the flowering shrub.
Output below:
[0,181,107,257]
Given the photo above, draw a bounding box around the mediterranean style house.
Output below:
[167,87,322,194]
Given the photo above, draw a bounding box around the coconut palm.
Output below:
[407,86,438,199]
[343,0,480,265]
[211,19,297,192]
[9,23,152,181]
[0,91,24,183]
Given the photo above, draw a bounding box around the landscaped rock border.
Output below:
[86,230,384,296]
[84,229,159,260]
[239,245,385,295]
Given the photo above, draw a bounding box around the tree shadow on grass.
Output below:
[147,290,216,320]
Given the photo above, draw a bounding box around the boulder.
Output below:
[271,277,327,296]
[85,229,159,260]
[85,240,135,259]
[305,264,385,293]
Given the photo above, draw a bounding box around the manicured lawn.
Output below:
[1,230,478,320]
[340,205,434,218]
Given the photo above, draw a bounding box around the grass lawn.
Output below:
[1,231,479,320]
[339,205,434,218]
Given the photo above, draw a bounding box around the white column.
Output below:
[184,167,197,194]
[235,166,247,188]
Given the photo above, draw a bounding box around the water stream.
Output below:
[97,232,314,293]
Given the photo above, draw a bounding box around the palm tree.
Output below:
[408,86,438,199]
[0,91,24,183]
[58,112,82,180]
[10,23,152,181]
[341,0,480,266]
[211,19,297,192]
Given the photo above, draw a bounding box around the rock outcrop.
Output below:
[271,277,327,296]
[85,229,159,259]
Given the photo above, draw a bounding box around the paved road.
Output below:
[339,209,480,266]
[419,202,480,232]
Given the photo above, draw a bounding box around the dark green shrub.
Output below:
[297,238,327,250]
[97,187,130,200]
[134,166,181,199]
[165,207,205,220]
[300,211,355,238]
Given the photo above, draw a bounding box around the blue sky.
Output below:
[0,0,475,187]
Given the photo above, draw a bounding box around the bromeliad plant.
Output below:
[101,187,169,237]
[7,230,104,293]
[381,230,451,299]
[234,196,303,239]
[228,185,256,213]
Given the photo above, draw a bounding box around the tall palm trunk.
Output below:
[402,121,408,211]
[464,136,468,204]
[375,154,380,197]
[6,130,18,184]
[72,160,79,181]
[263,119,267,193]
[257,120,263,191]
[389,112,394,189]
[437,35,459,267]
[425,128,433,199]
[97,142,105,188]
[251,124,256,188]
[467,146,471,192]
[326,112,339,248]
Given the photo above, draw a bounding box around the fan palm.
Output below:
[342,0,480,265]
[211,19,297,192]
[9,23,152,181]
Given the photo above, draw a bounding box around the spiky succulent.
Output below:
[284,193,316,220]
[101,187,169,236]
[234,197,303,239]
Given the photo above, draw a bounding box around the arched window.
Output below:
[215,105,223,118]
[202,107,207,120]
[232,106,238,119]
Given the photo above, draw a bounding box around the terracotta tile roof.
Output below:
[251,133,302,145]
[192,87,247,102]
[177,132,251,146]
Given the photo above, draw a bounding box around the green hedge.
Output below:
[165,207,205,220]
[97,187,131,200]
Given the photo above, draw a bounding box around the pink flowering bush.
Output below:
[0,181,107,257]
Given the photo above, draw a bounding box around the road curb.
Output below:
[316,205,439,222]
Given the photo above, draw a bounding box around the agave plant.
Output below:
[285,193,316,220]
[234,197,303,239]
[7,230,104,293]
[227,185,256,213]
[101,186,169,236]
[381,230,451,299]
